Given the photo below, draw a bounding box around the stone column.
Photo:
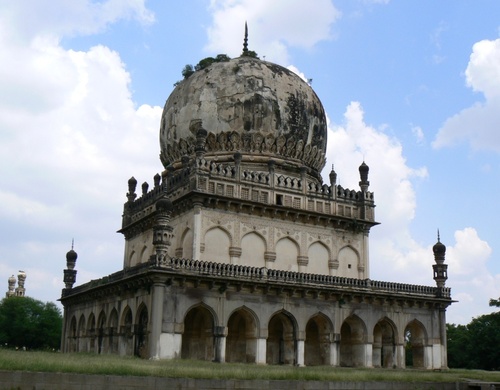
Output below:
[329,334,340,366]
[296,339,305,366]
[255,337,267,364]
[149,281,165,359]
[213,326,227,363]
[264,251,276,269]
[297,256,308,273]
[229,247,242,265]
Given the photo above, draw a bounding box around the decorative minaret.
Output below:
[242,22,249,56]
[432,231,448,297]
[63,241,78,290]
[15,271,26,297]
[153,197,174,266]
[329,164,337,200]
[359,161,369,192]
[6,275,16,298]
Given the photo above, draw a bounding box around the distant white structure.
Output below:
[6,271,27,298]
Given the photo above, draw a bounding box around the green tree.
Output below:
[489,297,500,307]
[0,296,62,350]
[446,323,472,368]
[181,64,194,79]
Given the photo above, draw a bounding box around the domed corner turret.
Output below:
[159,54,328,179]
[432,230,446,265]
[63,240,78,290]
[432,230,448,293]
[359,161,370,192]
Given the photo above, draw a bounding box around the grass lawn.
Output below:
[0,349,499,383]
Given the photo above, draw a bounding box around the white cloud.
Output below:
[433,39,500,151]
[205,0,340,64]
[0,0,160,305]
[411,125,425,144]
[323,102,499,324]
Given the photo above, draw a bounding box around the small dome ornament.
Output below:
[433,230,446,264]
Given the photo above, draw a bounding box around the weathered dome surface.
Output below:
[160,56,327,175]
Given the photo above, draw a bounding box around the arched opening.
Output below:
[405,320,427,368]
[203,227,230,263]
[266,311,296,365]
[275,237,299,272]
[134,305,148,358]
[339,315,366,367]
[226,308,258,363]
[97,311,106,354]
[87,313,96,352]
[139,245,150,263]
[181,305,215,361]
[69,316,77,353]
[77,314,85,352]
[373,318,396,368]
[305,314,332,366]
[181,228,193,259]
[120,306,133,356]
[241,232,266,268]
[338,246,359,278]
[108,309,118,354]
[307,242,329,275]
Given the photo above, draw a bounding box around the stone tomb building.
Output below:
[60,48,452,368]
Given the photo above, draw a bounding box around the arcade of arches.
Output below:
[64,292,444,369]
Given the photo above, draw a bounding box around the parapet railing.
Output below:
[64,257,451,299]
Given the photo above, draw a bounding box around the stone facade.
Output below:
[60,48,452,369]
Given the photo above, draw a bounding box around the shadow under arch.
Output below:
[77,314,85,352]
[181,304,216,361]
[135,303,148,358]
[405,319,428,368]
[225,306,259,363]
[69,315,77,353]
[340,314,367,367]
[87,312,96,352]
[373,316,398,368]
[266,310,298,365]
[119,305,133,356]
[107,308,119,354]
[97,310,106,354]
[305,312,333,366]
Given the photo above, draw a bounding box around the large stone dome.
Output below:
[159,56,327,177]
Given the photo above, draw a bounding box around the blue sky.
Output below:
[1,0,500,325]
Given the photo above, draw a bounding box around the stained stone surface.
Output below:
[159,56,327,175]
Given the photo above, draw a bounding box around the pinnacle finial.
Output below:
[71,238,74,250]
[242,22,248,55]
[437,229,440,242]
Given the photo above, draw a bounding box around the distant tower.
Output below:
[6,275,16,298]
[63,241,78,290]
[433,231,448,297]
[15,271,26,297]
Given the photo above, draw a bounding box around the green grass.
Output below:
[0,349,499,383]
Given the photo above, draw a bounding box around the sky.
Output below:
[1,0,499,325]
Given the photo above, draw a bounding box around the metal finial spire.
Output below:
[242,22,248,55]
[437,229,440,242]
[71,238,74,250]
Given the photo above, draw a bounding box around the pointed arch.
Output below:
[139,245,150,264]
[226,306,259,363]
[135,304,149,358]
[241,231,266,268]
[340,314,367,367]
[97,310,106,354]
[87,312,96,352]
[119,306,133,356]
[275,237,299,271]
[69,315,77,353]
[203,227,231,263]
[108,308,119,354]
[305,312,333,366]
[129,250,137,267]
[180,227,193,259]
[181,304,215,361]
[307,241,330,275]
[266,310,298,365]
[405,319,428,368]
[338,245,360,278]
[373,317,397,368]
[77,314,86,352]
